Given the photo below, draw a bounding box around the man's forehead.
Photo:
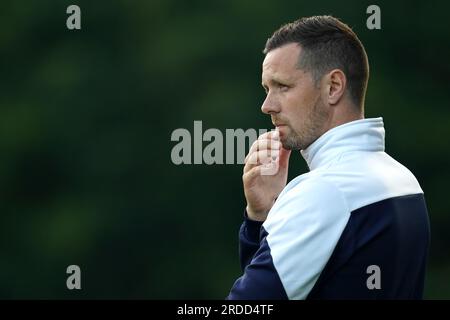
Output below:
[263,43,300,68]
[262,43,302,82]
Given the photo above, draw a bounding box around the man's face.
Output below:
[261,43,330,150]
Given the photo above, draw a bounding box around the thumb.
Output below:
[278,147,291,169]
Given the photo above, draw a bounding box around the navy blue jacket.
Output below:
[227,118,430,299]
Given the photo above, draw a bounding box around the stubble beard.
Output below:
[282,95,329,151]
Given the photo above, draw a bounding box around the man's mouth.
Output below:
[272,121,285,127]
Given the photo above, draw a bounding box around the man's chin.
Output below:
[278,128,302,150]
[284,145,301,151]
[280,138,301,151]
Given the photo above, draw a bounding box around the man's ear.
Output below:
[326,69,347,105]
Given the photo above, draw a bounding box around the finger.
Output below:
[244,149,280,173]
[244,150,276,174]
[243,165,262,182]
[246,139,281,162]
[253,129,280,142]
[245,130,280,163]
[261,160,279,176]
[243,160,279,178]
[246,149,280,165]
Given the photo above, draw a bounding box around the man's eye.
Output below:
[262,84,289,94]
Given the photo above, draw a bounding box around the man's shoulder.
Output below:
[282,173,345,200]
[298,151,424,212]
[265,174,350,224]
[273,150,424,215]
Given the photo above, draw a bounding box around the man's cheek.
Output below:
[279,125,292,142]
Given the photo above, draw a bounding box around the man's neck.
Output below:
[325,103,364,134]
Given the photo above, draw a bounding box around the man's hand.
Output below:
[243,130,291,221]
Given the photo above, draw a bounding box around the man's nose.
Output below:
[261,94,280,115]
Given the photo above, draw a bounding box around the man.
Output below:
[227,15,430,299]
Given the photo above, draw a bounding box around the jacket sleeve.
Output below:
[226,211,289,300]
[227,178,350,300]
[238,210,264,271]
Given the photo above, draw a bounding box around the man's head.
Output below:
[261,15,369,150]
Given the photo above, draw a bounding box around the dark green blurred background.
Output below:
[0,0,449,299]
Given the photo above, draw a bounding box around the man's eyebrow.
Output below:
[262,77,290,87]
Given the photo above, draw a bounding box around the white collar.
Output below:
[300,117,385,170]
